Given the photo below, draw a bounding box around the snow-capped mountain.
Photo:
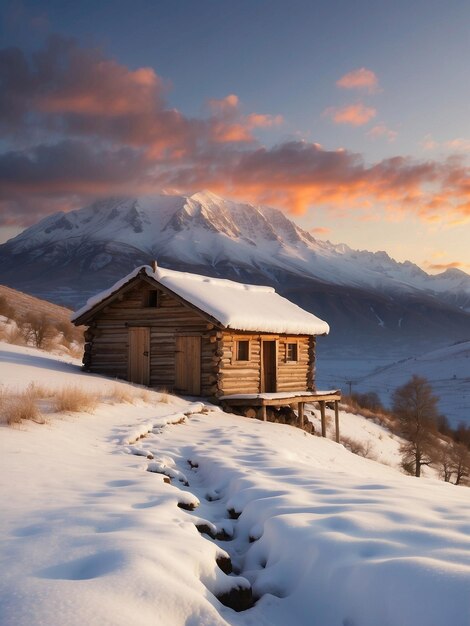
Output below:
[0,191,469,353]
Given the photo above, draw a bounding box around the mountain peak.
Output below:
[189,190,226,204]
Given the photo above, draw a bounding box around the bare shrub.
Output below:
[53,386,98,413]
[342,435,376,459]
[22,313,54,349]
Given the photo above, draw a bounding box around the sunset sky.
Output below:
[1,0,469,272]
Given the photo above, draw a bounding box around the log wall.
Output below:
[216,332,314,396]
[81,277,317,398]
[83,280,216,394]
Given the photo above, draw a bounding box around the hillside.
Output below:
[0,192,469,355]
[318,340,470,426]
[1,342,470,626]
[0,284,83,356]
[0,284,74,325]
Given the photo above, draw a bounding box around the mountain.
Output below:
[0,191,469,354]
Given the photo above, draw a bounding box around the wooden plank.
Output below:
[128,327,150,385]
[320,401,326,438]
[334,400,340,443]
[175,335,201,395]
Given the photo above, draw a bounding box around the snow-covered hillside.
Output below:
[318,340,470,427]
[1,342,470,626]
[4,191,470,303]
[1,191,469,358]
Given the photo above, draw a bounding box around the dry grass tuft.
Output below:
[110,384,136,404]
[53,386,98,413]
[0,387,44,425]
[158,387,171,404]
[133,388,151,403]
[341,434,377,460]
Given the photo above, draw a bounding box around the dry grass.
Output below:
[110,384,136,404]
[340,400,398,433]
[0,387,44,426]
[52,386,98,413]
[341,434,377,460]
[159,388,170,403]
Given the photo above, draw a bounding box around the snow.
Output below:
[1,342,470,626]
[72,264,330,336]
[221,390,339,401]
[9,192,470,310]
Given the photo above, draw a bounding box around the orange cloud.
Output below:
[310,227,330,235]
[336,68,379,93]
[444,138,470,152]
[2,37,470,231]
[208,94,239,114]
[426,261,464,271]
[367,124,397,142]
[324,103,377,126]
[246,113,283,128]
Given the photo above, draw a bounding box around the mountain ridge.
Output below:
[0,191,469,354]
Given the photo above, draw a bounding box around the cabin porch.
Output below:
[219,390,342,441]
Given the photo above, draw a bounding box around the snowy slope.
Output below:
[1,343,470,626]
[1,191,469,357]
[349,340,470,427]
[2,191,470,303]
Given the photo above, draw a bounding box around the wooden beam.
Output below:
[320,401,326,438]
[298,402,304,428]
[261,405,267,422]
[334,400,340,443]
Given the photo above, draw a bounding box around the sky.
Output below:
[1,0,469,273]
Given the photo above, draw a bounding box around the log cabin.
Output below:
[71,263,331,401]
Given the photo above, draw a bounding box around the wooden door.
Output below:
[175,335,201,395]
[128,327,150,385]
[262,340,277,393]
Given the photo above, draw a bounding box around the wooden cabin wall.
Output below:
[216,333,315,396]
[83,281,215,393]
[276,336,311,392]
[217,333,262,395]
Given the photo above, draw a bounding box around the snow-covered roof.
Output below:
[72,265,330,335]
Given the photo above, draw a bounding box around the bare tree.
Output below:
[392,375,439,477]
[22,313,53,349]
[450,443,470,486]
[435,440,455,483]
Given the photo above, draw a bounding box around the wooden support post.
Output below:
[334,400,340,443]
[320,401,326,438]
[261,404,267,422]
[298,402,304,428]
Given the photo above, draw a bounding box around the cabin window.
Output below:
[236,340,250,361]
[145,290,160,308]
[286,342,298,362]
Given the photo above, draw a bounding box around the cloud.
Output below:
[445,138,470,151]
[324,103,377,126]
[367,124,397,142]
[426,261,465,271]
[310,227,330,235]
[422,135,470,153]
[421,134,439,151]
[336,68,379,93]
[1,37,470,230]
